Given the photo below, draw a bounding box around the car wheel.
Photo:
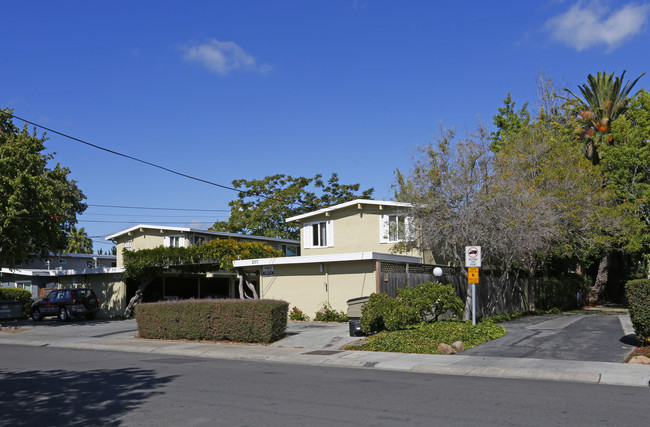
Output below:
[32,309,43,321]
[58,307,70,322]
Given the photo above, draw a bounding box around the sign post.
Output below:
[465,246,481,326]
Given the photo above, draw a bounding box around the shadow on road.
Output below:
[0,367,177,426]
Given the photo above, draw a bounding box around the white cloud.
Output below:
[546,1,650,51]
[181,39,271,75]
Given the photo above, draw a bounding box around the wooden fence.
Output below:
[378,262,533,317]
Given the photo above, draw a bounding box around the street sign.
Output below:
[468,267,479,284]
[465,246,482,267]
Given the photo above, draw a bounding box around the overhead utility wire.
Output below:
[87,203,229,212]
[3,112,240,193]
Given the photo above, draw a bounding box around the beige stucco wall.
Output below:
[259,260,378,315]
[57,275,126,318]
[297,205,422,258]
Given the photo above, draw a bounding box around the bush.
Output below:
[289,306,310,321]
[135,299,289,343]
[625,279,650,345]
[397,281,464,321]
[314,302,348,322]
[360,293,421,333]
[0,288,33,318]
[346,319,506,354]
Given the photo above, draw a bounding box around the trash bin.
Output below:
[347,296,369,337]
[0,300,23,320]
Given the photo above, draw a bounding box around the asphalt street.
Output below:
[1,344,648,426]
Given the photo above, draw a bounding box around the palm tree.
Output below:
[66,226,93,254]
[565,70,645,165]
[566,71,645,303]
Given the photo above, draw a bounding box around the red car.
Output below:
[31,288,101,321]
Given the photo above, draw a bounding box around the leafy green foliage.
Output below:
[534,274,590,311]
[490,93,530,152]
[565,70,645,164]
[397,281,464,321]
[314,302,348,322]
[289,306,310,321]
[602,90,650,256]
[0,109,87,267]
[123,238,283,281]
[346,320,505,354]
[66,226,93,254]
[361,283,463,333]
[135,299,289,343]
[211,173,374,240]
[625,279,650,345]
[0,287,33,318]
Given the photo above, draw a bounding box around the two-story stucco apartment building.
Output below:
[105,225,300,314]
[233,199,438,315]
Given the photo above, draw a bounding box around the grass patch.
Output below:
[344,320,505,354]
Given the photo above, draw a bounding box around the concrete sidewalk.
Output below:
[1,318,648,388]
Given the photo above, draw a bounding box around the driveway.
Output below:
[463,310,636,362]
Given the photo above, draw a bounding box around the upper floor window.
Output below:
[304,220,333,248]
[164,235,185,248]
[380,214,412,243]
[124,240,133,250]
[191,235,206,246]
[279,244,298,256]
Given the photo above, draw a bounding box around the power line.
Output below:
[87,203,230,212]
[2,111,240,193]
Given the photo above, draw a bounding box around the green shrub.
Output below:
[360,293,392,333]
[135,299,289,343]
[289,306,310,321]
[625,279,650,345]
[0,288,33,318]
[346,319,506,354]
[314,302,348,322]
[397,281,464,321]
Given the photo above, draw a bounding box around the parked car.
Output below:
[31,288,101,321]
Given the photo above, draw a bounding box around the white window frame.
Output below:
[380,214,413,243]
[164,235,186,248]
[303,220,334,249]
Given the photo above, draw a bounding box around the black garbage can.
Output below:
[346,296,369,337]
[0,300,23,320]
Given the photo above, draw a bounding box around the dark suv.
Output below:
[31,288,101,321]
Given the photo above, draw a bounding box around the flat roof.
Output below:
[233,251,422,267]
[105,224,299,245]
[286,199,412,222]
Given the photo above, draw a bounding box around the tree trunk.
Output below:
[237,269,259,299]
[124,276,155,317]
[590,251,611,304]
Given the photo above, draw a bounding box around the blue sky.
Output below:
[2,1,649,251]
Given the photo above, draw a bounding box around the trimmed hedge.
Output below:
[0,288,33,319]
[625,279,650,345]
[135,299,289,343]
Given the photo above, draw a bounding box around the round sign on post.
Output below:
[465,246,481,268]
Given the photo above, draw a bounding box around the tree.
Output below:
[490,93,530,152]
[565,71,645,302]
[66,226,93,254]
[565,70,645,165]
[0,109,87,267]
[602,89,650,271]
[212,173,374,240]
[395,120,607,317]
